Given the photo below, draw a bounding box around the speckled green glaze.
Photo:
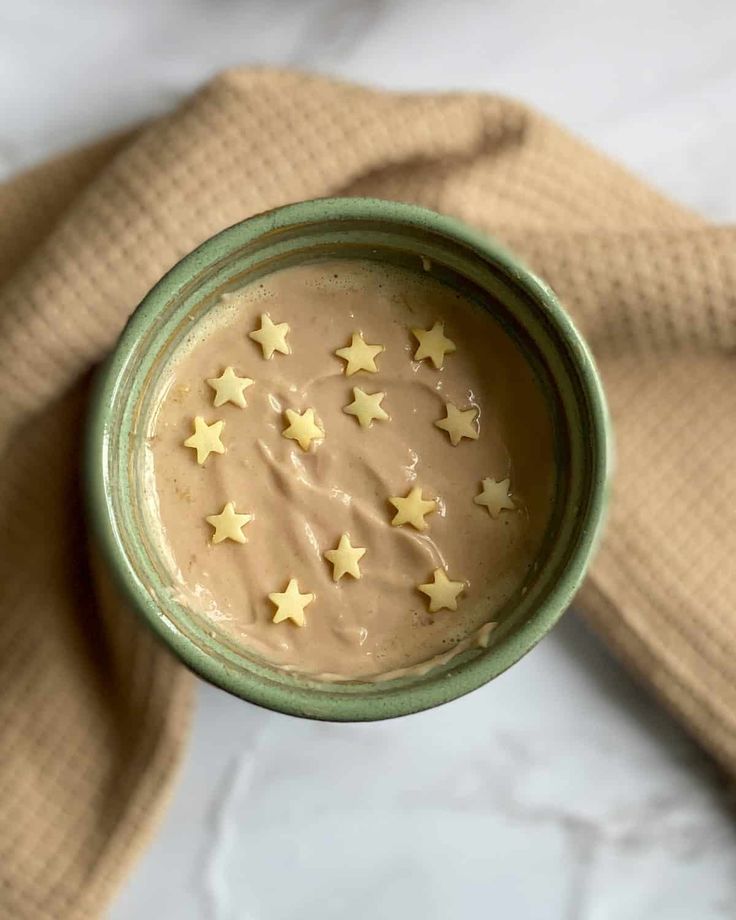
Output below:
[85,198,610,721]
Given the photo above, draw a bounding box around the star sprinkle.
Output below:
[343,387,389,428]
[411,321,456,369]
[388,486,437,531]
[282,407,325,451]
[249,313,291,359]
[335,332,384,375]
[434,402,479,446]
[324,533,366,581]
[474,477,516,518]
[206,366,254,408]
[418,568,466,613]
[183,416,225,465]
[269,578,315,627]
[205,502,254,544]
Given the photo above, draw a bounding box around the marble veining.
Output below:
[150,617,736,919]
[201,749,261,920]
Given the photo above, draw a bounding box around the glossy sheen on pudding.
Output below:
[146,260,556,679]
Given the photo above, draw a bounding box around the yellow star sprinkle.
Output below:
[343,387,389,428]
[474,477,516,518]
[205,502,254,544]
[335,332,384,375]
[388,486,437,531]
[282,407,325,452]
[269,578,315,627]
[249,313,291,359]
[183,416,225,465]
[434,402,479,446]
[418,568,466,613]
[324,533,366,581]
[206,366,254,408]
[411,321,456,369]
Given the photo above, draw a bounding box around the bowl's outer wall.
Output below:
[85,198,611,721]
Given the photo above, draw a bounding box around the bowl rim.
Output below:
[85,196,610,721]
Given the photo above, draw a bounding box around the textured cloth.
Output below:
[1,68,735,917]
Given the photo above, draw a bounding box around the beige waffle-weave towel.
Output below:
[1,70,735,918]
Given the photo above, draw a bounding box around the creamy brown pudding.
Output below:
[146,260,556,679]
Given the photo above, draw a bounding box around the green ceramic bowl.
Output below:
[86,197,610,720]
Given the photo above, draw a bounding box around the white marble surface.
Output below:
[2,1,736,917]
